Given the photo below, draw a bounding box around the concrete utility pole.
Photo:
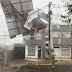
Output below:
[48,2,52,63]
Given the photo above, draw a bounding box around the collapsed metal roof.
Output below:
[0,0,48,39]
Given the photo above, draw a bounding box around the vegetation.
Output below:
[20,63,51,69]
[61,0,72,25]
[46,48,54,56]
[20,63,35,68]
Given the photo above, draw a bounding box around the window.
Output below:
[57,32,66,37]
[30,37,34,40]
[62,33,63,37]
[30,33,34,36]
[46,38,49,41]
[61,48,70,57]
[46,44,48,46]
[58,39,61,44]
[46,32,48,35]
[25,35,30,40]
[28,46,35,56]
[57,25,60,29]
[61,46,70,48]
[25,32,42,40]
[63,32,66,37]
[30,33,35,40]
[57,32,61,37]
[54,47,59,48]
[37,33,42,40]
[38,46,41,48]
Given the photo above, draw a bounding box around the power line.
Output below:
[0,3,65,18]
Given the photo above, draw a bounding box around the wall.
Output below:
[54,48,60,57]
[59,46,71,58]
[53,32,71,38]
[71,46,72,58]
[41,30,45,59]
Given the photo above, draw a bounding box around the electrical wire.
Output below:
[0,3,67,34]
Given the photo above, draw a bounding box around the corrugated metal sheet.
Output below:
[0,0,48,39]
[0,0,33,38]
[24,10,48,30]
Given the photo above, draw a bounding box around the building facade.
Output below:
[45,25,72,58]
[53,25,72,58]
[25,25,72,59]
[24,30,45,59]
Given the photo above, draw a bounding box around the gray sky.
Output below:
[32,0,66,25]
[33,0,63,9]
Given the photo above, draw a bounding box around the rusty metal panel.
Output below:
[0,0,48,39]
[0,0,33,38]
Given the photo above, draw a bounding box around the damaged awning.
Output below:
[0,0,49,39]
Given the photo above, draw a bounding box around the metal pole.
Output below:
[48,2,52,63]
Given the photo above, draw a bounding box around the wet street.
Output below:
[0,59,72,72]
[53,64,72,72]
[0,64,72,72]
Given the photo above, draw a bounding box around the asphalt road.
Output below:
[53,64,72,72]
[0,64,72,72]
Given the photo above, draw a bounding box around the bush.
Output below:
[20,63,36,69]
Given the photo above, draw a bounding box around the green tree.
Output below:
[61,0,72,25]
[46,48,54,56]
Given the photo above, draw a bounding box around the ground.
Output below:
[0,58,72,72]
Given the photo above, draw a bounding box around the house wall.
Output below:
[5,50,14,61]
[71,46,72,58]
[25,25,72,59]
[53,32,71,38]
[54,48,60,57]
[41,30,45,59]
[25,40,42,58]
[59,46,71,58]
[53,32,58,37]
[25,30,45,59]
[54,46,71,58]
[0,49,14,64]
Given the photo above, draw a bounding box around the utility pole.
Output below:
[48,2,52,63]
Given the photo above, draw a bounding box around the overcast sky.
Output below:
[33,0,66,25]
[33,0,63,9]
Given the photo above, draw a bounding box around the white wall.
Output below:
[54,46,71,58]
[53,32,58,37]
[66,32,71,38]
[59,46,71,58]
[54,48,60,57]
[53,32,71,38]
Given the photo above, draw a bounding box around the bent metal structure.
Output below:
[0,0,49,39]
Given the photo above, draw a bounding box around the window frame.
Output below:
[28,46,36,56]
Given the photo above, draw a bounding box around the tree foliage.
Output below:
[46,48,54,55]
[61,0,72,25]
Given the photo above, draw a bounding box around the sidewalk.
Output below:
[55,58,72,64]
